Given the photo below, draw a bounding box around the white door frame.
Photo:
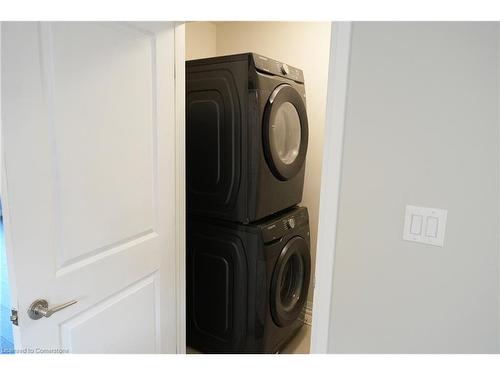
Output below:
[310,21,352,354]
[173,22,186,354]
[0,20,22,348]
[0,21,187,354]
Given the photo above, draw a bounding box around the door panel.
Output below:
[48,23,157,270]
[1,22,182,353]
[60,273,159,354]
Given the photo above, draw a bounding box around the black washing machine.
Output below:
[186,53,309,223]
[187,206,311,354]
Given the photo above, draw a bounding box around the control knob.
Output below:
[281,63,290,75]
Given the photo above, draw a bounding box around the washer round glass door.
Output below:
[263,84,309,181]
[270,236,311,327]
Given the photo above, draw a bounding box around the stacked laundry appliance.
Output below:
[186,53,311,354]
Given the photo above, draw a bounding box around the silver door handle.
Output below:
[28,299,77,320]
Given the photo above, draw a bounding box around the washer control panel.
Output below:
[253,53,304,83]
[281,63,290,75]
[262,207,308,243]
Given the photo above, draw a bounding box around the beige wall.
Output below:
[186,22,331,303]
[185,22,217,60]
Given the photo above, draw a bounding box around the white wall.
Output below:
[329,22,499,353]
[186,22,331,303]
[185,22,216,60]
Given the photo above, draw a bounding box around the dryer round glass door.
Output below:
[272,102,301,165]
[270,236,311,327]
[263,84,309,181]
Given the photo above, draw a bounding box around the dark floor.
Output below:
[187,324,311,354]
[1,218,14,354]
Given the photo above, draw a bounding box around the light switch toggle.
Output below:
[425,216,439,238]
[410,215,423,235]
[403,205,447,247]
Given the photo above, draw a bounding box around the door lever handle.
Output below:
[28,299,77,320]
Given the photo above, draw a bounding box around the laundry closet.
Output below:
[185,22,331,354]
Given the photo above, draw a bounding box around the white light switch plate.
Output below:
[403,205,447,247]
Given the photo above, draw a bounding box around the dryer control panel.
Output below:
[261,207,309,243]
[252,53,304,83]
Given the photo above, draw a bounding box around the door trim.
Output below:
[174,22,186,354]
[310,21,352,354]
[0,21,22,348]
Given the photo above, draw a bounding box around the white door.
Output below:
[1,22,185,353]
